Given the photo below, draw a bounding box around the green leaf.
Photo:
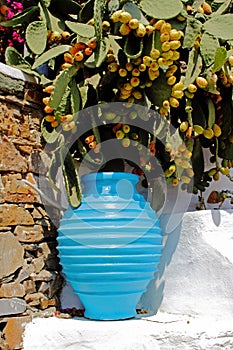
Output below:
[0,6,39,27]
[191,97,207,128]
[41,119,61,144]
[50,65,78,109]
[211,0,232,16]
[70,77,82,114]
[151,178,165,211]
[65,21,95,37]
[5,47,40,77]
[145,70,172,107]
[140,0,183,20]
[94,0,106,42]
[39,4,65,33]
[95,37,110,67]
[25,21,47,55]
[32,45,71,69]
[207,98,216,128]
[124,34,143,59]
[183,18,202,50]
[42,0,51,7]
[54,87,71,118]
[200,33,219,68]
[183,48,203,89]
[212,47,227,73]
[123,2,149,25]
[192,138,204,184]
[203,14,233,40]
[61,148,82,208]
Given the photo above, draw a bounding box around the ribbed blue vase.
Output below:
[57,172,163,320]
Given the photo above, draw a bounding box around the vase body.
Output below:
[57,172,163,320]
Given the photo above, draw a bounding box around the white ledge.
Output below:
[0,62,38,83]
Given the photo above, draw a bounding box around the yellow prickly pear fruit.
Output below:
[133,57,142,65]
[136,23,146,37]
[153,20,165,30]
[219,167,230,175]
[128,18,139,29]
[104,112,116,120]
[160,22,171,34]
[187,84,197,93]
[130,77,140,87]
[118,68,127,77]
[61,114,73,122]
[196,76,208,89]
[102,20,111,31]
[185,91,195,99]
[145,25,155,35]
[185,168,194,177]
[62,31,71,40]
[167,75,177,85]
[118,11,132,24]
[169,40,181,50]
[111,10,123,22]
[172,81,184,91]
[45,115,56,122]
[124,82,133,91]
[172,178,179,186]
[208,168,217,176]
[108,62,118,72]
[213,124,222,137]
[193,125,204,135]
[163,100,170,109]
[62,121,75,131]
[166,65,178,77]
[125,62,133,71]
[169,97,179,108]
[157,57,167,66]
[132,90,143,99]
[159,107,169,116]
[145,80,152,87]
[213,172,220,181]
[116,130,125,139]
[169,164,176,174]
[148,68,160,80]
[122,124,130,133]
[203,128,214,139]
[119,23,131,35]
[132,68,140,76]
[139,63,147,72]
[183,149,192,159]
[161,41,171,52]
[171,51,180,60]
[162,50,173,60]
[179,121,189,132]
[171,90,184,99]
[149,61,159,71]
[150,48,160,59]
[169,29,182,40]
[143,56,152,66]
[160,32,170,42]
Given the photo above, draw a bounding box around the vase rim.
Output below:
[81,172,139,182]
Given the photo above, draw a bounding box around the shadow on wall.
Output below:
[139,213,183,314]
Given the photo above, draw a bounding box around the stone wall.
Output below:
[0,63,63,350]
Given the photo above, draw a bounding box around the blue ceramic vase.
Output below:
[57,172,163,320]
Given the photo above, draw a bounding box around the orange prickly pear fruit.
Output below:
[74,51,84,62]
[43,85,54,94]
[45,115,56,122]
[202,1,212,14]
[44,105,54,114]
[88,38,97,49]
[42,97,51,106]
[62,31,71,40]
[51,120,59,128]
[0,5,8,15]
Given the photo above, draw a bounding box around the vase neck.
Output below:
[81,172,139,199]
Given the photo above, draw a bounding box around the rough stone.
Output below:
[23,280,36,294]
[14,225,44,243]
[0,298,27,317]
[32,257,45,273]
[0,72,25,96]
[3,316,32,350]
[16,263,35,283]
[39,297,56,310]
[0,281,25,298]
[0,136,28,172]
[0,231,24,279]
[0,204,34,226]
